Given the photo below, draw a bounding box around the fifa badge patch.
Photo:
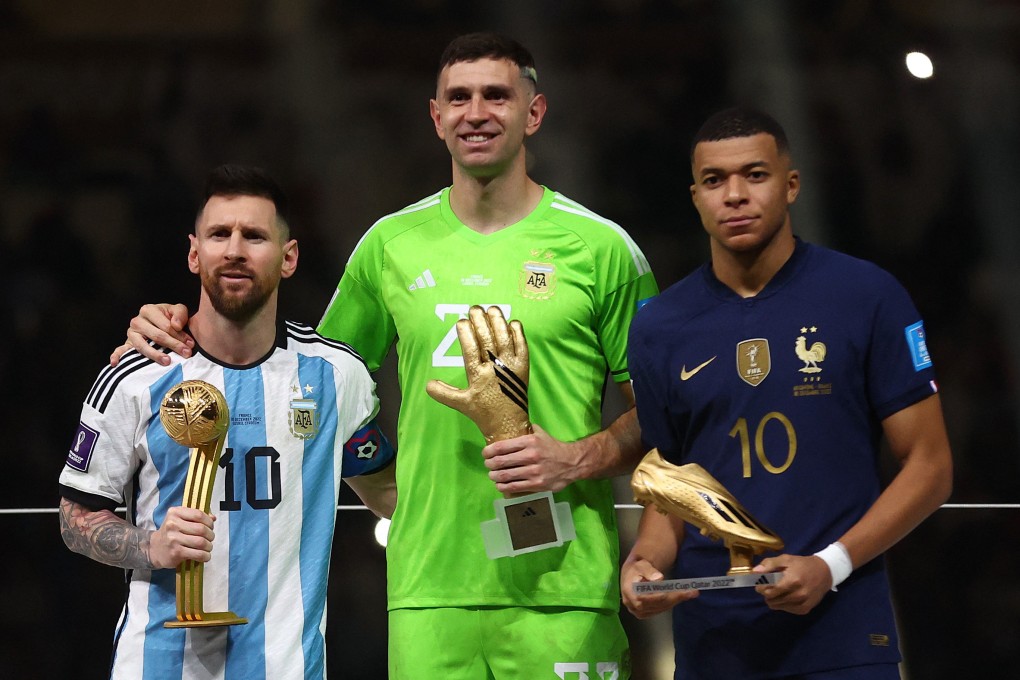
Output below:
[520,251,556,300]
[736,338,771,386]
[67,422,99,472]
[905,321,932,371]
[289,398,319,439]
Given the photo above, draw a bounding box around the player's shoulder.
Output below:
[542,189,651,274]
[802,241,903,294]
[543,190,636,241]
[632,265,710,330]
[357,190,445,242]
[84,345,179,414]
[282,320,368,370]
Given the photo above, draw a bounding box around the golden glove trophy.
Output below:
[427,305,575,558]
[630,449,785,593]
[159,380,248,627]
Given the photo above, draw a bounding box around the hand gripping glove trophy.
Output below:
[630,449,785,593]
[427,305,575,559]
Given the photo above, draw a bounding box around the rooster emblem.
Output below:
[795,336,826,373]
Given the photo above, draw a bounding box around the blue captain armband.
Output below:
[341,418,395,476]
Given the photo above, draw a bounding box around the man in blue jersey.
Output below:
[621,107,953,679]
[59,165,396,680]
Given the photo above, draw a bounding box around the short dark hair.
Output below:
[690,107,790,161]
[437,32,538,88]
[200,164,291,237]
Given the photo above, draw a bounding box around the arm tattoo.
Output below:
[59,498,156,570]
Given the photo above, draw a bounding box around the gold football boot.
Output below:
[632,449,784,574]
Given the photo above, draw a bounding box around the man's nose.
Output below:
[724,176,748,205]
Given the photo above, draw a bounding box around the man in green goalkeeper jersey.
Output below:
[114,32,658,679]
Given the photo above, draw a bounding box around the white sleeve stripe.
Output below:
[87,352,156,414]
[549,200,651,275]
[285,321,367,366]
[345,192,443,266]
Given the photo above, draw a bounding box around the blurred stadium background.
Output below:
[2,1,1018,678]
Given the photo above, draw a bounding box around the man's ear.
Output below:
[430,99,444,140]
[524,93,547,138]
[187,234,200,274]
[786,169,801,205]
[280,239,299,279]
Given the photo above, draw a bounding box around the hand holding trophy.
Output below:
[159,380,247,627]
[426,305,575,558]
[630,449,784,593]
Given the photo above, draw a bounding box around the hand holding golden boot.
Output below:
[428,306,575,558]
[426,305,532,443]
[632,449,783,575]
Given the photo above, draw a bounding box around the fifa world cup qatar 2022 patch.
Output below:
[66,422,100,472]
[905,321,932,371]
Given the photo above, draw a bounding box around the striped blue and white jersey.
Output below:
[59,319,394,680]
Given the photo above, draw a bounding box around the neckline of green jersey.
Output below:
[441,185,554,245]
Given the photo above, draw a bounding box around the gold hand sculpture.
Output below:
[426,305,532,445]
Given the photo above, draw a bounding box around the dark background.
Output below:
[2,1,1018,678]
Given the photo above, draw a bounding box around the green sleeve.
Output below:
[316,237,396,373]
[596,247,659,383]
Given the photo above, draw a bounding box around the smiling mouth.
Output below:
[462,133,494,143]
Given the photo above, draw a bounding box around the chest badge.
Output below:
[289,398,319,440]
[520,251,556,300]
[736,338,771,386]
[795,334,827,374]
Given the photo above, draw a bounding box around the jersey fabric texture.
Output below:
[628,240,936,679]
[318,186,658,613]
[59,319,393,680]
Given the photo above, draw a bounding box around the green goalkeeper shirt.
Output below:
[318,186,658,610]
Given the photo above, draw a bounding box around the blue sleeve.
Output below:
[866,273,939,420]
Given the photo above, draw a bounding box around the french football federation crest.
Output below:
[736,339,771,386]
[795,335,827,373]
[520,260,556,299]
[289,398,319,439]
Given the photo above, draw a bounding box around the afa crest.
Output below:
[736,339,771,386]
[289,398,319,439]
[520,259,556,300]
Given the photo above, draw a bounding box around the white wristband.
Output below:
[813,542,853,591]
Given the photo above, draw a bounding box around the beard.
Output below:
[200,265,278,322]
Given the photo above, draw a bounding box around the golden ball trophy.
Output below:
[159,380,248,627]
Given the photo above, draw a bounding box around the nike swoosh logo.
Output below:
[680,356,717,381]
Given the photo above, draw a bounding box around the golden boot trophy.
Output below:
[630,449,784,593]
[159,380,247,627]
[427,305,575,558]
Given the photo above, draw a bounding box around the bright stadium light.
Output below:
[374,518,390,547]
[905,51,934,79]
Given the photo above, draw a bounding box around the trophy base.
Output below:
[726,544,756,575]
[165,612,248,628]
[633,571,780,595]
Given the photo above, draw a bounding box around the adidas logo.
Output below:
[521,506,537,517]
[755,574,772,586]
[408,269,436,291]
